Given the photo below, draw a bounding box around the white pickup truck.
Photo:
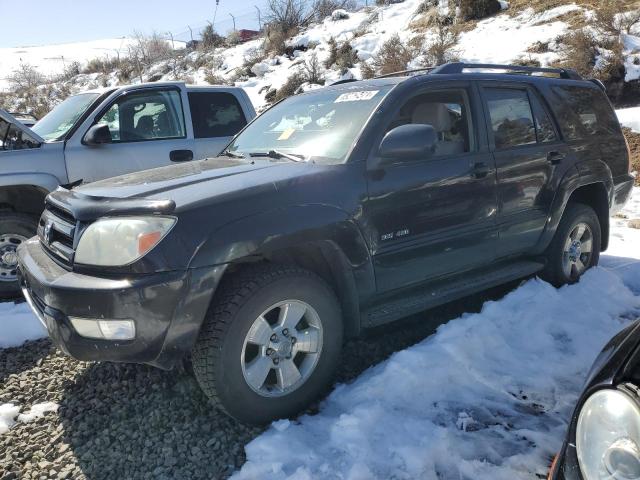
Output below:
[0,82,256,295]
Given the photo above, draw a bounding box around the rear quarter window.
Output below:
[549,85,620,140]
[188,92,247,139]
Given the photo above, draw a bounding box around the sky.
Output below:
[0,0,269,48]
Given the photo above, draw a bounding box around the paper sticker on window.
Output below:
[278,128,296,140]
[334,90,379,103]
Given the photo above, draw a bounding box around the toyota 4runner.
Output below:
[17,63,635,424]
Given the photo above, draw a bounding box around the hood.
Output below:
[65,156,315,216]
[0,109,45,145]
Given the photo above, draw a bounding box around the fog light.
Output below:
[69,317,135,340]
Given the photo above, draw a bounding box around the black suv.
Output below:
[17,63,634,424]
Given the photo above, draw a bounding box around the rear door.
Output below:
[362,82,498,293]
[479,82,567,257]
[187,90,251,159]
[64,85,194,183]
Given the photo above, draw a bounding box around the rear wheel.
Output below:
[540,203,601,287]
[0,213,38,298]
[191,264,343,424]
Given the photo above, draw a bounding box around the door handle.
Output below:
[471,162,490,179]
[170,149,194,162]
[547,151,565,165]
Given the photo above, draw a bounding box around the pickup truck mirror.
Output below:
[374,124,437,167]
[84,124,112,146]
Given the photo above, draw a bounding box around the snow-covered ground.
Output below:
[618,106,640,133]
[233,189,640,480]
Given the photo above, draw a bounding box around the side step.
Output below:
[363,260,545,328]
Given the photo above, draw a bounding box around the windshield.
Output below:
[226,85,394,164]
[32,93,101,141]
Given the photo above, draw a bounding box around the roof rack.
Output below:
[330,78,360,86]
[374,67,438,79]
[431,62,583,80]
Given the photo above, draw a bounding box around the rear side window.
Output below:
[188,92,247,139]
[529,93,558,143]
[550,86,620,140]
[484,88,536,150]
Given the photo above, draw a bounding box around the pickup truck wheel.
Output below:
[191,264,343,424]
[0,213,38,298]
[540,203,601,287]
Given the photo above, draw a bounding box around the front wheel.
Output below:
[191,264,343,424]
[540,203,601,287]
[0,213,38,298]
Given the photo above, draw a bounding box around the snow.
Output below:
[617,106,640,133]
[623,33,640,82]
[233,188,640,480]
[0,301,45,349]
[0,402,59,435]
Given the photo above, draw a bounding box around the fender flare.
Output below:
[0,173,59,194]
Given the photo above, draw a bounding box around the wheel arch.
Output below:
[0,174,58,216]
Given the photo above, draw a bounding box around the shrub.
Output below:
[324,37,358,70]
[275,71,307,101]
[622,128,640,185]
[263,23,298,55]
[414,0,439,16]
[7,63,45,90]
[360,61,376,79]
[303,52,324,84]
[422,18,460,65]
[513,55,541,67]
[266,0,312,33]
[83,56,120,74]
[594,0,640,37]
[204,71,231,85]
[200,24,225,50]
[312,0,355,22]
[456,0,501,21]
[226,30,241,46]
[371,34,412,75]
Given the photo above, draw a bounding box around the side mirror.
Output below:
[83,124,112,146]
[375,124,437,167]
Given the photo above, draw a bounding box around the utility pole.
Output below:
[213,0,220,28]
[255,5,262,30]
[229,13,236,31]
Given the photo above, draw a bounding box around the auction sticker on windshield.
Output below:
[334,91,379,103]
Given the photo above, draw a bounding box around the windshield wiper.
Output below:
[249,150,306,163]
[222,150,246,159]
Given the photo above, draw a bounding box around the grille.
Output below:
[38,202,77,266]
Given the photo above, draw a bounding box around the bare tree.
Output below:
[266,0,312,32]
[303,52,323,84]
[312,0,356,22]
[7,63,45,90]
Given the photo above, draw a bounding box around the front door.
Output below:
[64,86,194,183]
[479,83,566,257]
[362,84,498,293]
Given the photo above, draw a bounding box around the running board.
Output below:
[363,260,545,328]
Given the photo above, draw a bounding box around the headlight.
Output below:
[577,388,640,480]
[74,216,176,266]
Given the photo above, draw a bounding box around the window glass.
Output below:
[550,86,620,140]
[95,89,185,142]
[0,119,40,151]
[32,93,99,141]
[529,93,558,143]
[485,88,536,149]
[226,85,394,164]
[386,90,472,157]
[188,92,247,138]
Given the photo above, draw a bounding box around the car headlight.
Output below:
[577,388,640,480]
[74,216,176,266]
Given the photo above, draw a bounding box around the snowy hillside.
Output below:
[1,0,639,113]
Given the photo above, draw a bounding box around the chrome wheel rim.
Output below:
[241,300,323,397]
[562,222,593,280]
[0,233,27,282]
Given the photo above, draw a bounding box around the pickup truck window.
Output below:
[188,92,247,138]
[226,85,394,164]
[0,119,40,151]
[32,93,99,141]
[485,88,537,150]
[385,90,472,157]
[96,89,186,143]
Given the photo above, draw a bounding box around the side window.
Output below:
[0,119,40,151]
[529,93,558,143]
[95,89,185,143]
[386,89,472,157]
[551,86,620,140]
[484,88,536,150]
[188,92,247,139]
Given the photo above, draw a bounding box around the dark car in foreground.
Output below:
[549,320,640,480]
[17,63,634,424]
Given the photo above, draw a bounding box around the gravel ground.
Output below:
[0,282,518,480]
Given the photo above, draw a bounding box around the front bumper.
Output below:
[17,237,225,369]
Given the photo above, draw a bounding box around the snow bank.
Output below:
[0,301,46,349]
[617,106,640,133]
[0,404,20,434]
[17,402,59,423]
[233,189,640,480]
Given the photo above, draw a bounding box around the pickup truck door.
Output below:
[63,84,195,183]
[187,88,256,160]
[362,82,498,293]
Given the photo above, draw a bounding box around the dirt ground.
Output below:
[624,128,640,184]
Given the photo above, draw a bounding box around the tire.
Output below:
[192,263,343,424]
[0,212,38,299]
[540,203,601,287]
